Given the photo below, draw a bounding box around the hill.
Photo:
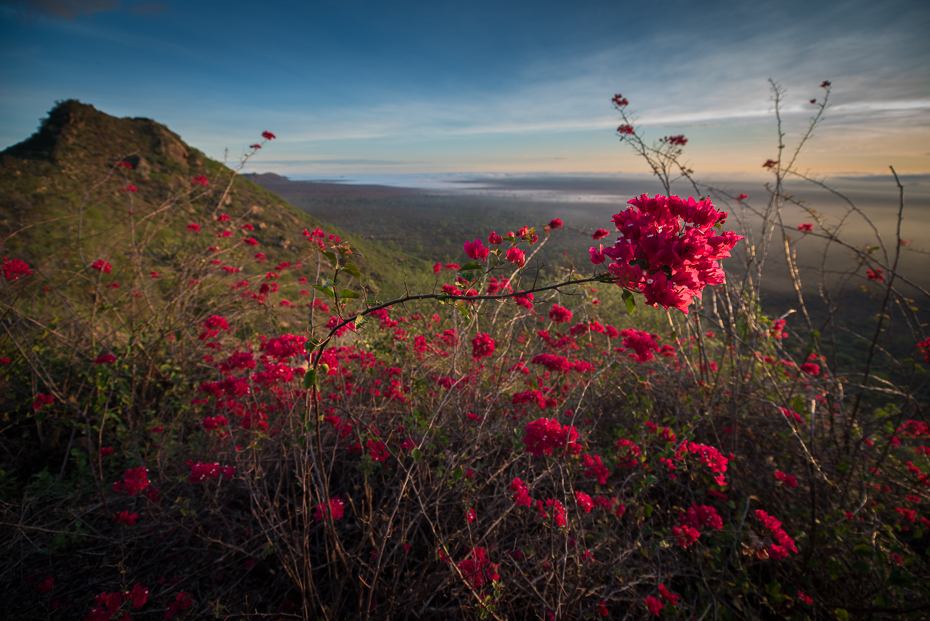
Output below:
[0,100,430,301]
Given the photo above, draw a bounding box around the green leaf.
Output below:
[343,263,362,280]
[452,467,464,483]
[621,290,636,314]
[644,503,654,518]
[354,314,367,328]
[411,448,422,462]
[834,609,849,621]
[302,369,317,390]
[459,262,483,271]
[323,251,337,266]
[339,289,360,299]
[852,543,874,558]
[313,285,336,300]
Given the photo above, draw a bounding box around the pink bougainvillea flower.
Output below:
[91,260,112,274]
[866,268,884,282]
[547,217,563,230]
[313,496,345,521]
[464,239,489,261]
[488,231,503,245]
[659,585,680,606]
[548,304,572,324]
[186,223,200,233]
[114,511,139,526]
[617,124,635,135]
[797,223,813,232]
[113,467,150,495]
[2,257,32,280]
[592,228,610,240]
[34,575,54,594]
[736,193,748,201]
[191,174,209,186]
[506,247,525,267]
[262,130,276,140]
[645,595,664,616]
[165,592,193,619]
[94,354,117,364]
[612,93,629,107]
[33,393,54,409]
[471,332,495,360]
[249,143,262,149]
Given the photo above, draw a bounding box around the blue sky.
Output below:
[1,0,928,177]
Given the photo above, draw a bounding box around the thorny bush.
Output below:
[2,82,929,620]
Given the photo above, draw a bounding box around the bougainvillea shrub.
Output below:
[2,84,928,620]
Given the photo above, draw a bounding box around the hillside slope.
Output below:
[0,100,429,300]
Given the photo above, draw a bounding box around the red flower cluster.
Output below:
[754,509,798,559]
[471,332,495,361]
[598,194,742,313]
[866,268,884,282]
[249,143,262,149]
[165,592,193,619]
[736,193,748,201]
[120,184,137,193]
[456,547,499,589]
[673,504,723,547]
[510,478,532,506]
[775,470,798,487]
[34,575,54,594]
[463,238,489,260]
[658,585,680,606]
[797,223,813,232]
[535,497,568,526]
[506,246,526,267]
[592,228,610,240]
[762,159,778,169]
[85,586,147,621]
[548,304,572,323]
[94,353,117,364]
[769,318,787,339]
[611,93,629,107]
[114,510,139,525]
[187,461,234,483]
[199,315,230,341]
[547,217,563,230]
[113,467,150,495]
[523,418,581,457]
[645,595,663,616]
[92,260,112,274]
[2,257,31,280]
[33,393,54,409]
[617,124,635,135]
[917,338,930,362]
[676,442,729,486]
[663,135,688,146]
[262,130,276,140]
[187,223,201,233]
[313,496,346,521]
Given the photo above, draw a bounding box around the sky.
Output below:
[1,0,928,178]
